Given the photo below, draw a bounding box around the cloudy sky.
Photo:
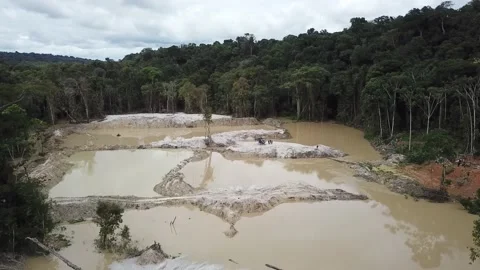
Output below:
[0,0,470,60]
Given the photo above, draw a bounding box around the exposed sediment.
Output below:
[226,141,345,159]
[350,162,449,202]
[29,151,75,190]
[87,113,260,129]
[150,129,290,149]
[51,183,368,223]
[154,151,210,196]
[162,183,368,224]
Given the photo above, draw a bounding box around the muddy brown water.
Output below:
[27,122,479,270]
[62,125,274,148]
[49,149,193,197]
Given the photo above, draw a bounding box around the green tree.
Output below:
[93,201,124,250]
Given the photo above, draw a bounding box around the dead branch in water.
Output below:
[170,216,177,226]
[228,258,239,264]
[265,264,283,270]
[26,237,82,270]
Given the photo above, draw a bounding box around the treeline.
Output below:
[0,51,91,65]
[1,1,480,153]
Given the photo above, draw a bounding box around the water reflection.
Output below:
[49,149,192,197]
[365,185,476,269]
[182,152,353,191]
[284,122,381,161]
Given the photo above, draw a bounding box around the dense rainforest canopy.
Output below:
[0,51,91,65]
[1,0,480,152]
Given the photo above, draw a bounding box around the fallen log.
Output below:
[26,237,82,270]
[265,263,283,270]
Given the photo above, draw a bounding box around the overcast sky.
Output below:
[0,0,470,60]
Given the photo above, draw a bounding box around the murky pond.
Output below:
[63,125,274,148]
[26,199,477,270]
[284,122,381,161]
[182,152,358,193]
[29,122,479,270]
[50,149,192,197]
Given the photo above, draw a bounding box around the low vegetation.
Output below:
[460,190,480,263]
[395,130,458,164]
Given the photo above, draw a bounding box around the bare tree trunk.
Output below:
[254,96,257,117]
[296,85,301,120]
[26,237,82,270]
[408,102,412,151]
[390,92,396,138]
[80,94,89,122]
[441,18,446,35]
[427,115,430,135]
[467,101,473,154]
[473,96,476,153]
[386,108,391,134]
[149,90,153,113]
[47,98,55,125]
[439,100,442,129]
[378,104,383,138]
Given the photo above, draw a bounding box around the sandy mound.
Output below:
[29,151,74,190]
[163,183,367,224]
[88,113,259,129]
[226,141,345,159]
[151,129,289,149]
[223,225,238,238]
[136,249,166,265]
[136,243,169,266]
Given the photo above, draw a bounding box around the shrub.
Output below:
[399,130,457,164]
[460,189,480,215]
[93,201,124,250]
[93,201,140,256]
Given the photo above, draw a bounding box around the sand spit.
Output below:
[150,129,290,149]
[88,113,259,129]
[51,183,367,223]
[226,141,345,159]
[154,151,210,196]
[163,183,367,224]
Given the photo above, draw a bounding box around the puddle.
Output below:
[284,122,381,161]
[49,149,192,197]
[63,125,273,148]
[182,152,358,193]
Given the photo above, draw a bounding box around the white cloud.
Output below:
[0,0,471,60]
